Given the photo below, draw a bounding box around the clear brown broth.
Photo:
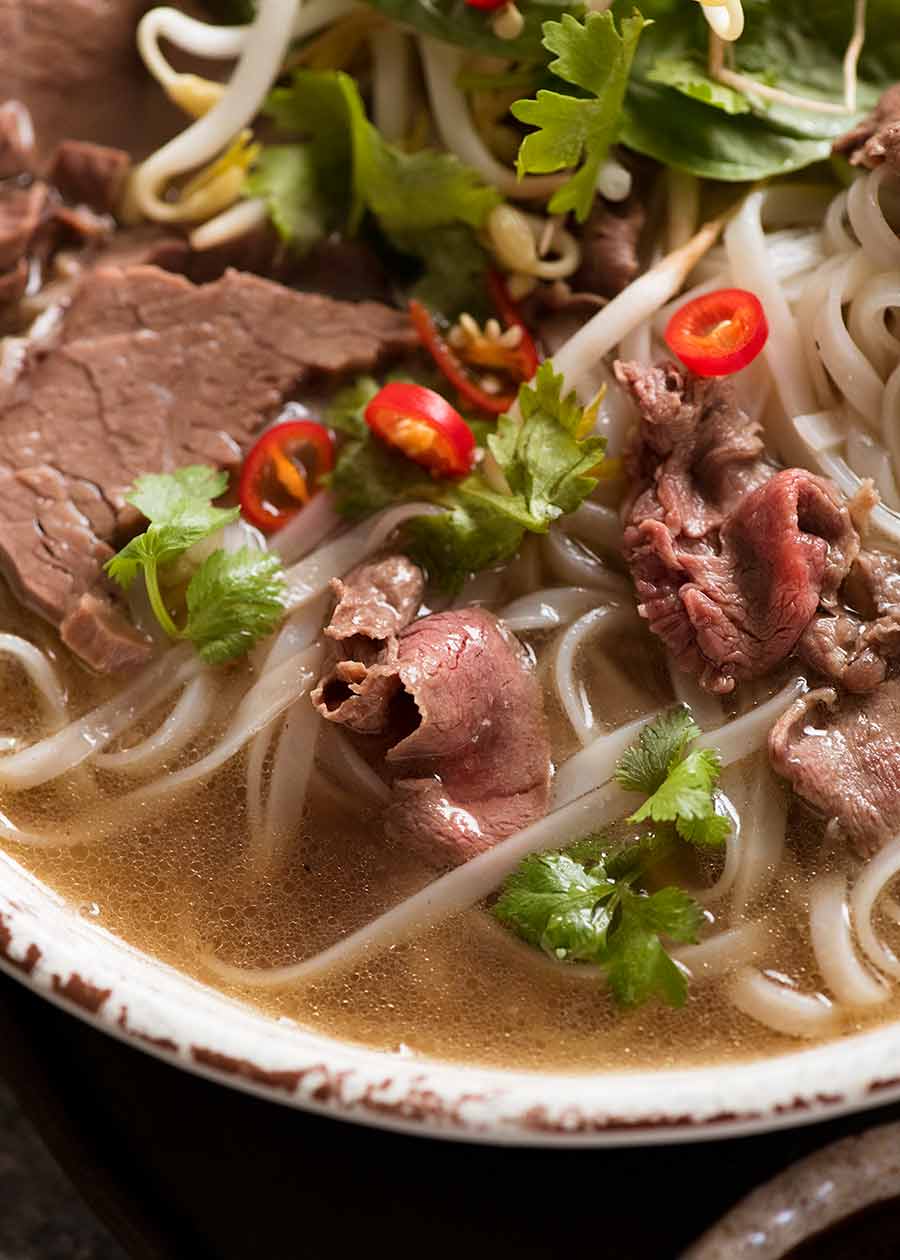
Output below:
[0,574,898,1072]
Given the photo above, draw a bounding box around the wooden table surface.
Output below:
[2,969,900,1260]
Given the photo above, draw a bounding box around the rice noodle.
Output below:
[563,500,623,554]
[672,920,769,980]
[730,756,788,918]
[314,722,390,806]
[0,644,199,791]
[0,635,66,728]
[540,527,632,595]
[94,672,216,776]
[121,644,323,811]
[249,696,322,878]
[667,656,723,731]
[499,587,598,633]
[729,968,839,1039]
[851,834,900,981]
[848,165,900,270]
[810,872,888,1007]
[283,502,439,610]
[553,605,637,745]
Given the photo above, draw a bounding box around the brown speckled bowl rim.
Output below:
[5,849,900,1146]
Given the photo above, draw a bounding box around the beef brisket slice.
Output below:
[0,263,415,667]
[770,682,900,857]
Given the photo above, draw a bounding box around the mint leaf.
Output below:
[615,706,701,795]
[512,10,648,221]
[185,547,287,665]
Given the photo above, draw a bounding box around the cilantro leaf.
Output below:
[261,69,499,297]
[324,377,379,439]
[512,10,648,221]
[629,748,723,827]
[244,145,329,253]
[184,547,287,665]
[615,708,729,850]
[468,363,605,531]
[328,366,605,590]
[106,466,285,663]
[493,834,703,1009]
[615,706,701,795]
[607,886,700,1009]
[125,467,231,524]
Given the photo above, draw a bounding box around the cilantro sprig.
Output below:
[512,9,649,222]
[494,832,703,1009]
[494,708,730,1009]
[328,363,606,590]
[106,467,286,665]
[616,707,731,847]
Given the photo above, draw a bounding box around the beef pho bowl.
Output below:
[6,0,900,1143]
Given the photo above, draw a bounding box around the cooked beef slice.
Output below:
[315,604,551,866]
[0,0,182,160]
[617,360,867,694]
[574,191,646,299]
[313,556,426,736]
[48,140,130,214]
[0,182,48,271]
[0,100,35,177]
[92,226,190,274]
[326,556,426,647]
[833,84,900,174]
[0,263,416,669]
[770,682,900,856]
[798,546,900,692]
[60,592,154,673]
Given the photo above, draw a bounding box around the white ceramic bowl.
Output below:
[4,845,900,1145]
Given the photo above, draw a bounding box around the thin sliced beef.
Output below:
[314,601,551,866]
[0,100,35,177]
[313,557,427,734]
[770,682,900,857]
[0,263,416,670]
[574,191,646,300]
[0,182,47,271]
[0,1,182,160]
[91,225,190,274]
[833,84,900,174]
[617,360,869,693]
[60,593,154,674]
[48,140,130,215]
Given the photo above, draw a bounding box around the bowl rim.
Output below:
[4,848,900,1147]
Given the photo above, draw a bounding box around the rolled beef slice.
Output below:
[616,360,872,694]
[0,263,416,671]
[314,595,552,867]
[770,682,900,857]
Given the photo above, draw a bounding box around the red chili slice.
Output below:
[409,284,540,416]
[364,382,475,478]
[465,0,508,9]
[239,419,334,533]
[664,288,768,378]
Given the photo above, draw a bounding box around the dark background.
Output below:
[5,972,900,1259]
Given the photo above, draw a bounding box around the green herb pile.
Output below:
[494,706,730,1008]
